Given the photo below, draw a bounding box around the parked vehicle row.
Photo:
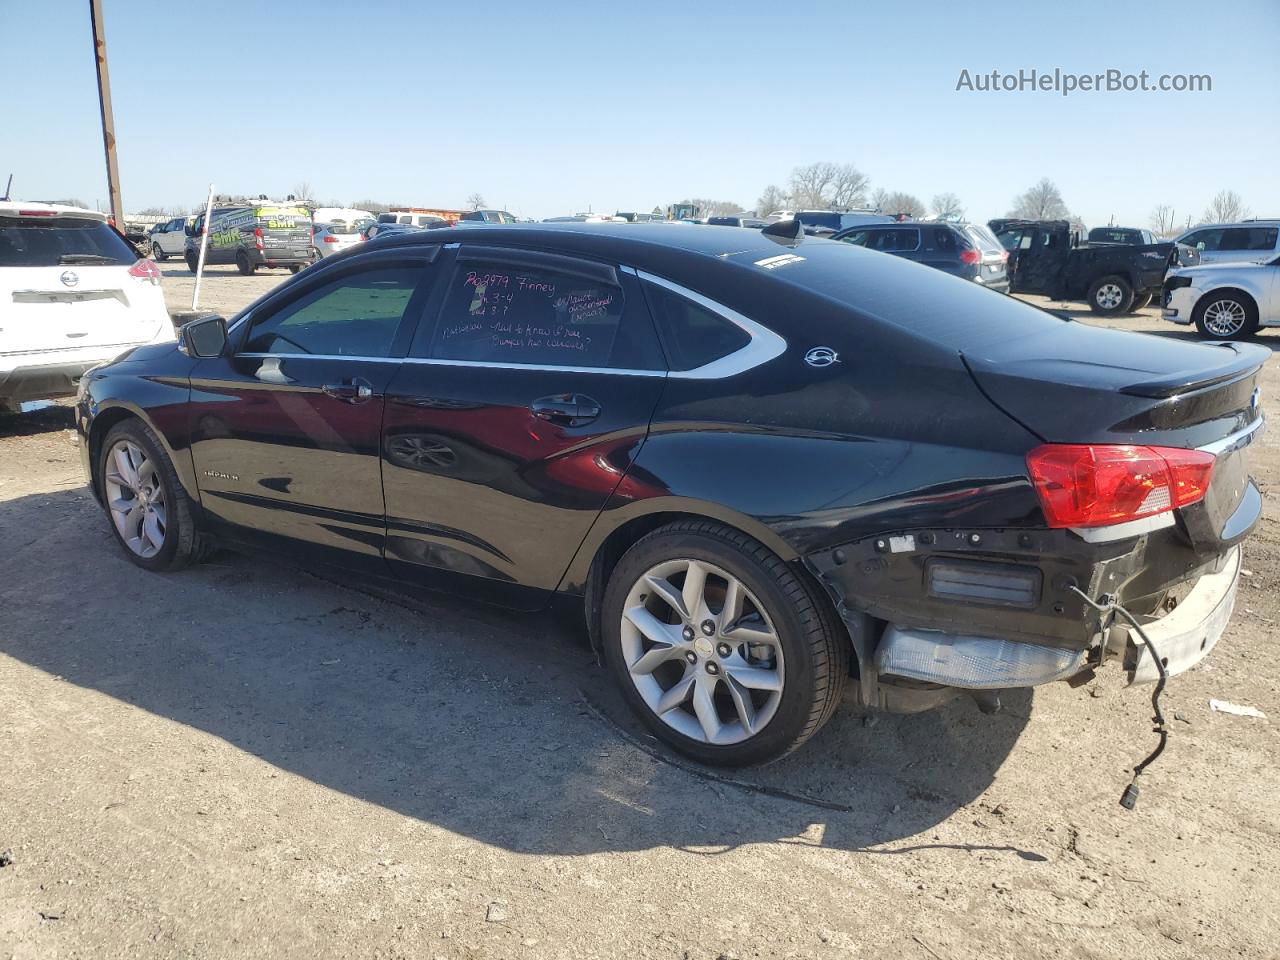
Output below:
[988,218,1197,314]
[74,222,1265,777]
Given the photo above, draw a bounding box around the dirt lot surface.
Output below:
[2,269,1277,959]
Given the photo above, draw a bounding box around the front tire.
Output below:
[97,419,206,572]
[601,520,847,767]
[1087,274,1134,314]
[1193,291,1258,340]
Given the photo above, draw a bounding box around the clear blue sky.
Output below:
[4,0,1277,227]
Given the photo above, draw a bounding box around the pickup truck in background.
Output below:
[989,218,1198,313]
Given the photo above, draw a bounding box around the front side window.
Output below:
[1183,229,1223,251]
[243,265,424,357]
[430,260,627,368]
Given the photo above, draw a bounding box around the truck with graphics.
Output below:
[184,198,313,275]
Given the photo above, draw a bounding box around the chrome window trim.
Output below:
[226,260,786,381]
[233,351,666,378]
[1198,415,1265,457]
[634,269,787,380]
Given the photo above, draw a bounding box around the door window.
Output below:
[428,259,644,369]
[242,265,425,357]
[932,228,957,251]
[1183,229,1223,251]
[1220,227,1279,251]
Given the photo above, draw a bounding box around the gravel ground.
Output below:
[1,269,1277,959]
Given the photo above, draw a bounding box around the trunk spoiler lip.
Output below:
[1117,342,1269,398]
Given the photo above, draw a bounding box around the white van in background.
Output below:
[1,202,172,413]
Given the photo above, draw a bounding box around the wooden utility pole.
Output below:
[89,0,124,228]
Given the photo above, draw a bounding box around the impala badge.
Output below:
[804,346,840,368]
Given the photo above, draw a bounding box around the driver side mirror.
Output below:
[181,315,228,358]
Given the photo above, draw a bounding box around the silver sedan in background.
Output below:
[311,221,372,259]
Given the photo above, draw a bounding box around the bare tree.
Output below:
[1149,204,1178,236]
[291,181,314,202]
[756,184,789,217]
[1202,190,1248,224]
[829,165,870,209]
[869,188,889,212]
[354,200,392,215]
[466,193,487,211]
[787,162,868,210]
[879,192,926,219]
[1007,178,1071,220]
[931,192,965,221]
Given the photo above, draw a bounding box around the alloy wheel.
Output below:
[103,439,167,558]
[620,558,785,746]
[1095,283,1124,310]
[1202,299,1247,337]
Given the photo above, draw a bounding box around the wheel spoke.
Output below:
[723,661,783,692]
[691,675,723,742]
[722,621,777,649]
[108,495,135,515]
[629,640,680,675]
[624,605,681,647]
[143,512,165,552]
[655,673,695,715]
[125,504,145,540]
[113,447,139,488]
[717,577,744,632]
[681,560,708,622]
[644,573,689,621]
[725,675,758,736]
[137,457,156,488]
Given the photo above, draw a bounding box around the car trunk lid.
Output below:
[963,321,1266,549]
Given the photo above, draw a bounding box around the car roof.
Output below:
[1181,221,1280,231]
[0,200,107,221]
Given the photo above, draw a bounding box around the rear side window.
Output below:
[430,260,630,368]
[644,283,750,371]
[0,216,137,266]
[1221,227,1279,251]
[932,228,957,251]
[243,265,425,357]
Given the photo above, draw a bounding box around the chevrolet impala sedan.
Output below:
[76,222,1265,770]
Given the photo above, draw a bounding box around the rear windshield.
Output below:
[325,221,364,235]
[255,207,310,230]
[0,216,137,267]
[749,239,1065,350]
[964,224,1004,254]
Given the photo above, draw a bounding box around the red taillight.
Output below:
[128,258,161,285]
[959,248,982,265]
[18,209,58,217]
[323,235,339,243]
[1026,444,1215,528]
[254,226,263,250]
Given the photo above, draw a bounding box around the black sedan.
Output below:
[76,222,1265,769]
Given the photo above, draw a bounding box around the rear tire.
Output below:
[236,251,255,276]
[153,245,167,262]
[1087,274,1134,314]
[97,419,207,572]
[601,520,847,767]
[289,265,303,275]
[1193,291,1259,341]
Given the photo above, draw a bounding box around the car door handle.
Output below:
[531,393,601,427]
[323,378,374,403]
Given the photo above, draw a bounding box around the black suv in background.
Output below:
[833,221,1010,293]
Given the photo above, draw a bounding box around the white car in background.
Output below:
[0,202,173,413]
[311,207,374,231]
[148,216,190,260]
[1162,251,1280,340]
[311,221,367,258]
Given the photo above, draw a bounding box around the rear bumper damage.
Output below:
[806,507,1256,714]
